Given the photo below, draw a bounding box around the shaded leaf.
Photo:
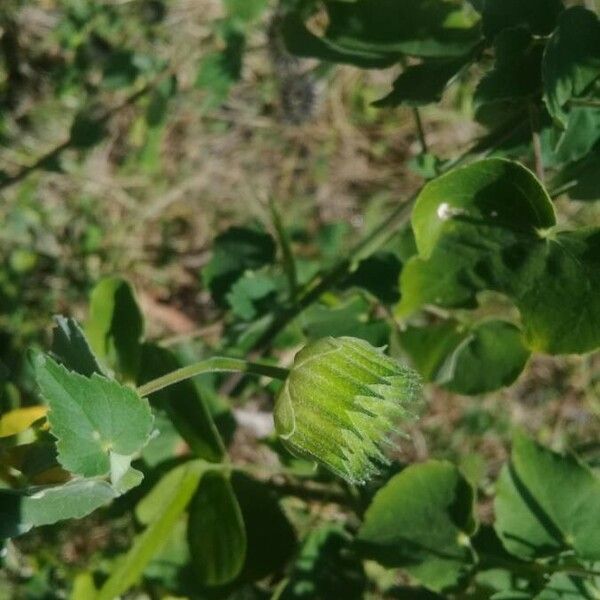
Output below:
[196,28,245,109]
[301,295,390,347]
[278,525,365,600]
[86,276,144,380]
[543,7,600,125]
[232,472,297,582]
[70,111,107,149]
[187,470,246,586]
[375,55,474,107]
[358,461,476,592]
[0,480,116,539]
[482,0,564,39]
[552,146,600,201]
[102,49,140,89]
[225,0,268,24]
[50,316,105,377]
[398,159,600,354]
[495,434,600,561]
[202,226,276,305]
[340,252,402,304]
[226,270,279,320]
[138,343,225,462]
[535,573,600,599]
[400,319,530,394]
[474,27,543,120]
[281,12,399,69]
[551,107,600,165]
[97,460,205,600]
[322,0,482,59]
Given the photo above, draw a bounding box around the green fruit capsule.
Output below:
[274,336,423,484]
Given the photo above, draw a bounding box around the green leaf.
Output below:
[97,460,205,600]
[225,0,268,24]
[187,470,246,586]
[552,147,600,201]
[399,159,600,354]
[474,27,543,119]
[374,55,474,108]
[535,573,600,599]
[70,111,107,149]
[50,316,105,377]
[146,75,176,128]
[340,252,402,304]
[410,159,555,259]
[231,472,297,582]
[550,108,600,165]
[202,226,276,305]
[35,354,153,480]
[138,343,225,463]
[102,49,140,89]
[301,295,390,347]
[400,319,530,394]
[321,0,482,59]
[195,28,245,109]
[278,525,365,600]
[226,270,279,320]
[0,480,116,539]
[281,12,397,69]
[495,433,600,561]
[482,0,564,39]
[543,7,600,125]
[85,276,144,380]
[357,461,476,592]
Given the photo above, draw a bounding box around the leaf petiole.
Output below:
[137,357,290,397]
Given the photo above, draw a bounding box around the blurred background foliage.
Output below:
[0,0,599,598]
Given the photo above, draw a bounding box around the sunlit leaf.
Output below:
[399,159,600,354]
[35,354,153,481]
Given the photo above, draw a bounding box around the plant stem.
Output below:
[249,116,529,354]
[529,103,545,183]
[478,552,600,580]
[569,97,600,108]
[137,357,290,397]
[412,107,428,155]
[269,196,298,303]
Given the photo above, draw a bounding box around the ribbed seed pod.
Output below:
[274,337,423,484]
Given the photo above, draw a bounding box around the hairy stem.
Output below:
[137,357,290,397]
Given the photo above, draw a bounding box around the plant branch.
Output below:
[137,357,290,397]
